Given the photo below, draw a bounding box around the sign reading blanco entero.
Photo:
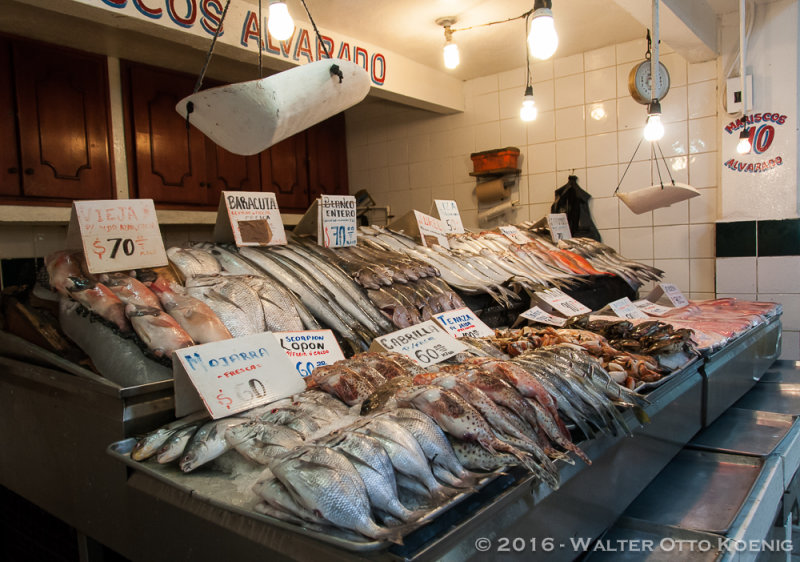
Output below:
[174,333,305,418]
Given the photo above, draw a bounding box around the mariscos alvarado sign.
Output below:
[95,0,387,85]
[723,111,787,173]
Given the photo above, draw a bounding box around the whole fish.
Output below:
[166,246,220,279]
[194,243,263,276]
[99,272,162,309]
[130,411,210,461]
[254,476,329,525]
[312,365,375,406]
[238,275,304,332]
[179,418,247,472]
[354,417,452,503]
[66,276,130,332]
[185,276,266,334]
[226,422,305,465]
[360,376,414,415]
[125,304,194,357]
[448,437,517,471]
[149,278,232,343]
[271,446,403,543]
[46,250,86,297]
[156,423,201,464]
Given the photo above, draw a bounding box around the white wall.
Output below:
[346,38,719,301]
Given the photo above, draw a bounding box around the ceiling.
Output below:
[249,0,743,81]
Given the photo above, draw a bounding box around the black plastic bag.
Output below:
[550,175,602,241]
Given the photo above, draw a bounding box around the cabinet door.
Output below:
[205,142,261,205]
[13,42,113,200]
[261,133,309,212]
[307,113,348,199]
[126,64,207,204]
[0,37,19,197]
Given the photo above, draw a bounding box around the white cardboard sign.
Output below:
[433,307,494,339]
[519,306,567,327]
[434,200,465,234]
[318,195,357,247]
[499,225,532,245]
[274,330,345,379]
[370,320,467,367]
[213,191,286,246]
[173,333,306,418]
[646,283,690,308]
[414,211,450,248]
[67,199,167,274]
[534,288,591,317]
[634,299,673,317]
[547,213,572,242]
[609,297,649,319]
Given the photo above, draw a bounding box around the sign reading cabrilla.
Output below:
[723,111,787,173]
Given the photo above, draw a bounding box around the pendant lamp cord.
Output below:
[258,0,263,78]
[186,0,232,128]
[614,137,644,195]
[299,0,343,82]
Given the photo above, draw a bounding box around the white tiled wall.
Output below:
[717,256,800,360]
[346,39,719,300]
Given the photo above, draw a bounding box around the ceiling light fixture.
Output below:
[268,0,294,41]
[643,101,664,142]
[520,13,538,122]
[437,18,460,69]
[735,0,751,155]
[528,0,558,60]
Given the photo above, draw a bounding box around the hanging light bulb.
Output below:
[643,101,665,142]
[520,86,538,121]
[736,125,752,154]
[268,1,294,41]
[441,22,459,69]
[528,0,559,60]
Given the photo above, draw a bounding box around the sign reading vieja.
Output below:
[213,191,287,246]
[173,333,305,418]
[433,307,494,339]
[67,199,168,274]
[370,320,467,367]
[275,330,345,379]
[318,195,357,248]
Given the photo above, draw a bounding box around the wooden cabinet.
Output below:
[0,37,113,202]
[261,134,309,211]
[307,113,349,200]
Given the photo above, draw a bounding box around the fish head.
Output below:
[124,303,162,318]
[66,276,96,292]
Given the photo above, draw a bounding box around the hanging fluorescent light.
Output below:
[528,0,558,60]
[643,101,664,142]
[520,86,538,121]
[736,125,752,154]
[437,18,459,69]
[268,0,294,41]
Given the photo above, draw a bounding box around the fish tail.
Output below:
[432,464,476,490]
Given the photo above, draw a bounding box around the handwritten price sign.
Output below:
[274,330,345,378]
[434,200,465,234]
[318,195,357,248]
[67,200,167,274]
[370,320,467,366]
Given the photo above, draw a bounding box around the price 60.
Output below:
[414,348,440,365]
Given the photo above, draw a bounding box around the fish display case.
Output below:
[104,359,703,561]
[0,331,175,555]
[701,314,782,427]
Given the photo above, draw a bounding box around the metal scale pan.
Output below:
[688,408,797,457]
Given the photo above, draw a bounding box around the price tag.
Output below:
[519,306,567,327]
[214,191,286,246]
[434,200,465,234]
[534,288,591,317]
[414,211,450,248]
[634,299,673,317]
[173,333,305,418]
[547,213,572,242]
[499,225,532,245]
[433,307,494,339]
[274,329,345,378]
[609,297,649,319]
[66,199,167,274]
[369,320,467,367]
[646,283,690,308]
[317,195,357,248]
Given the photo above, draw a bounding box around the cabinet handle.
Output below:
[7,167,17,174]
[24,168,34,175]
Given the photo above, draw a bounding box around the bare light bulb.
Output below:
[643,114,664,142]
[520,86,538,122]
[528,8,559,60]
[736,128,752,154]
[443,42,460,69]
[268,1,294,41]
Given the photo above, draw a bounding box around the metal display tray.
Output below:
[688,408,797,457]
[108,438,509,553]
[585,517,724,561]
[734,383,800,415]
[623,450,765,535]
[758,360,800,384]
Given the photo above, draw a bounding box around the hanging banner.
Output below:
[66,199,168,274]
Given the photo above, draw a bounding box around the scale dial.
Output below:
[628,60,670,104]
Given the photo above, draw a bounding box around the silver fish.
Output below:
[185,276,266,334]
[166,246,220,279]
[156,423,200,464]
[226,422,305,465]
[130,411,210,461]
[179,418,247,472]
